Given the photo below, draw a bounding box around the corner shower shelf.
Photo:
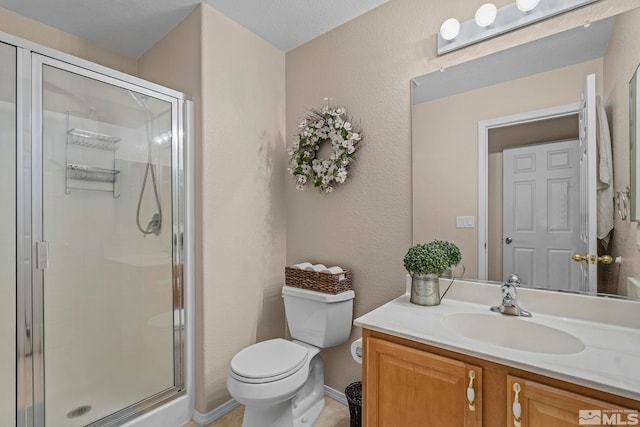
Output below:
[65,125,120,197]
[66,164,120,183]
[67,128,120,151]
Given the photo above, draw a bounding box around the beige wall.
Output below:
[286,0,638,395]
[0,7,136,75]
[141,3,287,413]
[413,59,603,279]
[601,7,640,295]
[195,4,286,412]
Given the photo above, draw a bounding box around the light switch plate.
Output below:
[456,216,475,228]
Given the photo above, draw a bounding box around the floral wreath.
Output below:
[287,106,362,193]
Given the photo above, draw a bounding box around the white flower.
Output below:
[344,122,352,131]
[296,184,304,191]
[297,175,307,184]
[325,186,334,193]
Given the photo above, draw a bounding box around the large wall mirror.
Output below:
[412,6,640,299]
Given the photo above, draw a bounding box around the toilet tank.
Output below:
[282,286,355,348]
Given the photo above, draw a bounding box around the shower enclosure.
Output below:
[2,31,191,427]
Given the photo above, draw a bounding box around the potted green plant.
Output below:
[403,240,462,306]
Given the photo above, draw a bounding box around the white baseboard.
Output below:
[191,385,350,426]
[323,385,348,406]
[191,399,240,426]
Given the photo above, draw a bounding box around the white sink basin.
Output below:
[442,313,585,354]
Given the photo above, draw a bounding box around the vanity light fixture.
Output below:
[437,0,599,55]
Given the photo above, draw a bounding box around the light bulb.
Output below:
[475,3,497,28]
[516,0,540,12]
[162,132,170,142]
[153,136,163,145]
[440,18,460,41]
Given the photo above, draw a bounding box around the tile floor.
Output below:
[182,397,350,427]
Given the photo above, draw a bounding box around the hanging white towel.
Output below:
[596,96,614,248]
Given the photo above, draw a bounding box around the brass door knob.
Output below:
[572,254,614,264]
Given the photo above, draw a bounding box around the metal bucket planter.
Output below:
[410,273,441,306]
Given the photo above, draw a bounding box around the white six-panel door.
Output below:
[502,139,582,290]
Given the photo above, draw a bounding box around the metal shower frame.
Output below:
[2,29,192,427]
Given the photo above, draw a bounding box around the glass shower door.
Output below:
[0,41,16,427]
[35,56,182,426]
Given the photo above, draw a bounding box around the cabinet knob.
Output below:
[467,370,476,411]
[513,383,522,427]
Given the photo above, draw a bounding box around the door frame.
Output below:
[477,102,581,281]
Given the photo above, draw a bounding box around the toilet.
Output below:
[227,285,356,427]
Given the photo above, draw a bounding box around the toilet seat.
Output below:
[230,338,309,384]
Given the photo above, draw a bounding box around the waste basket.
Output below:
[345,381,362,427]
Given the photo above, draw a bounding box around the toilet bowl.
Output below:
[227,286,355,427]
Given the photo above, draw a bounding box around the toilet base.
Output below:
[241,400,294,427]
[294,398,324,427]
[240,352,325,427]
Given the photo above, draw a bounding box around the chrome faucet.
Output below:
[490,274,532,317]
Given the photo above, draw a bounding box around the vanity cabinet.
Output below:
[365,336,482,426]
[362,329,640,427]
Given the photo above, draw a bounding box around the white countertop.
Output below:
[354,278,640,401]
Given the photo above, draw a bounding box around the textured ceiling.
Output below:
[0,0,390,58]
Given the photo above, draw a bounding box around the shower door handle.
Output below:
[36,241,49,270]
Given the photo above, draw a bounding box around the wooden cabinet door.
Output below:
[506,376,630,427]
[364,337,482,427]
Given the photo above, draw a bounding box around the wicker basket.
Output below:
[284,266,352,294]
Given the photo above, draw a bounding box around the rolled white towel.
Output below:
[304,264,326,272]
[291,262,312,270]
[322,266,346,280]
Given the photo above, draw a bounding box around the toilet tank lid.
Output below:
[282,286,355,302]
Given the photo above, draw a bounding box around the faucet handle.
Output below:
[507,274,521,285]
